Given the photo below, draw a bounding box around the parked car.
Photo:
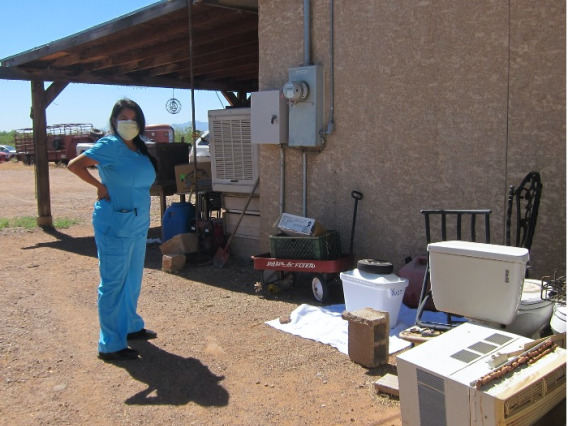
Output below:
[189,131,210,159]
[0,151,9,162]
[0,145,16,160]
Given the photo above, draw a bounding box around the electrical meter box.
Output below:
[251,90,288,144]
[285,65,323,149]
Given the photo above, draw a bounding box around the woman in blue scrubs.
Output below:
[68,99,158,361]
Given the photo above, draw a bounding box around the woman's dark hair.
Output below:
[109,98,158,172]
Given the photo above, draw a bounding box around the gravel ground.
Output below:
[0,161,402,425]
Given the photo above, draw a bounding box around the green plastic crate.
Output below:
[269,230,342,260]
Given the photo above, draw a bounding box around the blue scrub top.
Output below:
[85,135,156,237]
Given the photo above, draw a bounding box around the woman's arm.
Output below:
[67,154,109,201]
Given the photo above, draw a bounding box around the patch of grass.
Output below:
[0,216,81,230]
[4,216,37,229]
[54,217,81,229]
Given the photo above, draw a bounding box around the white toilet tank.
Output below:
[427,241,530,325]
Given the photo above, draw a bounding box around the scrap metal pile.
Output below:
[472,338,560,390]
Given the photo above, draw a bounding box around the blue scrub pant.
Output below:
[94,231,146,353]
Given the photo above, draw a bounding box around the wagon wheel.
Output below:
[311,274,329,303]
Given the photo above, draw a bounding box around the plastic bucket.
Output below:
[162,202,195,242]
[550,304,566,335]
[340,269,409,328]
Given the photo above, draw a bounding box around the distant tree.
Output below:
[175,126,205,145]
[0,131,16,147]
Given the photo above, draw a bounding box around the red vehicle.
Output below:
[15,123,103,165]
[144,124,175,143]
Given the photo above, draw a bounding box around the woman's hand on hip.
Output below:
[97,185,110,201]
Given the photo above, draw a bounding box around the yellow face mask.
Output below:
[116,120,139,141]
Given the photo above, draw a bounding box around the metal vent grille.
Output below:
[450,349,481,363]
[209,108,258,193]
[504,366,566,419]
[211,118,253,180]
[416,369,447,426]
[417,369,445,391]
[485,333,514,345]
[468,341,498,354]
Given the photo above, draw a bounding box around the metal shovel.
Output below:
[212,177,259,268]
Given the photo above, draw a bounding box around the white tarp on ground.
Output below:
[266,303,448,355]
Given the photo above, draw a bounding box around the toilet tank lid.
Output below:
[427,241,530,263]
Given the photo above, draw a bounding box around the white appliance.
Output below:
[397,323,566,426]
[208,108,258,193]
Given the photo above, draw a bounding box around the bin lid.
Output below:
[340,269,409,288]
[427,241,529,263]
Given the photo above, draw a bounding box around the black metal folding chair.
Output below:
[415,209,492,331]
[505,172,542,269]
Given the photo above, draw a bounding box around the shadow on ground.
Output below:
[109,340,229,407]
[21,226,98,258]
[19,225,338,306]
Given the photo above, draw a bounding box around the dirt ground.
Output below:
[0,161,402,425]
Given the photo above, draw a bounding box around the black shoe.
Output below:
[98,348,139,361]
[127,328,157,340]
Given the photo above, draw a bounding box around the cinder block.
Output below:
[162,254,186,273]
[342,308,389,368]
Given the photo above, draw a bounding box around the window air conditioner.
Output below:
[397,323,566,426]
[208,108,258,194]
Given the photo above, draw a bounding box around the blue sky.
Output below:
[0,0,227,132]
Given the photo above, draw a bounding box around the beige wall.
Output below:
[257,0,565,278]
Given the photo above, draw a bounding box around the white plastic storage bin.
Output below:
[340,269,409,328]
[427,241,529,325]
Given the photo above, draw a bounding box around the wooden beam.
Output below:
[50,16,190,68]
[0,65,255,91]
[221,90,250,107]
[0,0,187,67]
[31,80,53,227]
[45,81,69,107]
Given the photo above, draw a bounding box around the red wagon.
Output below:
[253,191,363,303]
[251,252,354,303]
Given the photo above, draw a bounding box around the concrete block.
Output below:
[342,308,389,368]
[162,254,186,272]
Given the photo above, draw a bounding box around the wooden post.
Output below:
[31,80,52,227]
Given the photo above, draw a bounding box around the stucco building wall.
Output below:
[257,0,565,278]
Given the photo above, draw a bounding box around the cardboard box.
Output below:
[174,162,212,193]
[275,213,326,237]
